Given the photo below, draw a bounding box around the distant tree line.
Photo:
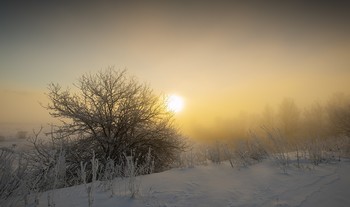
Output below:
[207,93,350,144]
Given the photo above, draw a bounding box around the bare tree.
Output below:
[278,98,300,139]
[44,67,183,177]
[302,102,328,139]
[327,93,350,136]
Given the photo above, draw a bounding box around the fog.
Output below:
[1,1,350,140]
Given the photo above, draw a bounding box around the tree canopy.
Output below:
[46,67,184,172]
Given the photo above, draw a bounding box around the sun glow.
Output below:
[166,94,184,113]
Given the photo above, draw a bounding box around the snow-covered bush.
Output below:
[221,134,267,169]
[338,135,350,157]
[80,151,99,207]
[122,149,156,198]
[100,158,116,193]
[144,148,155,174]
[172,140,209,168]
[124,154,140,198]
[228,141,252,168]
[99,149,155,198]
[265,128,291,173]
[0,147,28,207]
[89,152,99,207]
[179,148,196,168]
[305,138,326,166]
[207,141,224,164]
[303,136,349,165]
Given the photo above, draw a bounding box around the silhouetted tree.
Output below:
[44,67,184,176]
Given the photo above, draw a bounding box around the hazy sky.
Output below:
[1,1,350,138]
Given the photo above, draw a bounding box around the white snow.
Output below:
[34,159,350,207]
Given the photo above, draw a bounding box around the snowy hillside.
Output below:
[33,159,350,207]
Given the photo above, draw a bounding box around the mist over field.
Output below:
[1,1,350,141]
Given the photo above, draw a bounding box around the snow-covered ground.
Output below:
[34,159,350,207]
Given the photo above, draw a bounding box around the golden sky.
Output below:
[1,1,350,139]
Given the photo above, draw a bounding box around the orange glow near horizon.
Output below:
[1,1,350,140]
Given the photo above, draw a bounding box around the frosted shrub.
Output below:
[207,141,223,164]
[304,136,348,165]
[338,135,350,158]
[324,136,350,161]
[306,138,326,165]
[174,143,210,168]
[79,152,99,207]
[99,158,125,197]
[232,141,251,168]
[124,152,142,198]
[0,147,27,207]
[265,129,290,173]
[144,148,155,174]
[47,149,66,207]
[55,150,66,188]
[115,149,157,198]
[247,133,268,162]
[221,134,268,170]
[100,159,116,192]
[176,148,195,168]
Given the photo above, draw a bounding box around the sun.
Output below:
[166,94,184,113]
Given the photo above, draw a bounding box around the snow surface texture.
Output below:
[35,159,350,207]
